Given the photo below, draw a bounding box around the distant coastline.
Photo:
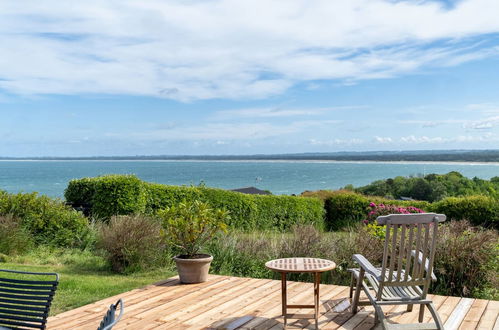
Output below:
[2,149,499,163]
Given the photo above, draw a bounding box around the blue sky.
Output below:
[1,0,499,156]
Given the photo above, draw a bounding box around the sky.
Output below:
[1,0,499,157]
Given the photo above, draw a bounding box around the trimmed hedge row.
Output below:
[0,190,89,247]
[431,195,499,228]
[65,175,325,230]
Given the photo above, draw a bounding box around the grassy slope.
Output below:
[2,248,174,315]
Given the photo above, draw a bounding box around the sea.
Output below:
[1,160,499,198]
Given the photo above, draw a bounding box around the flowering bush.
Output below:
[363,203,424,238]
[364,202,424,224]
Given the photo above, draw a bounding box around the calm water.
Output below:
[1,160,498,198]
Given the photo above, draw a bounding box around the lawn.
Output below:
[1,248,175,315]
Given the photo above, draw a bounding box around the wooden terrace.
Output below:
[47,275,498,329]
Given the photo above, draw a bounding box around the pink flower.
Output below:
[369,202,376,207]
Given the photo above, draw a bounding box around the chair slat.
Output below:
[0,278,57,286]
[412,223,423,280]
[0,298,51,307]
[418,223,431,281]
[0,303,46,312]
[0,318,44,329]
[404,224,414,281]
[0,287,54,296]
[0,282,56,291]
[388,224,399,282]
[0,293,54,301]
[0,313,45,323]
[0,308,45,318]
[396,224,406,281]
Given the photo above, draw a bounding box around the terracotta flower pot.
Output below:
[173,254,213,284]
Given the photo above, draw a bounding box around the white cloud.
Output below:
[374,136,393,143]
[309,138,364,146]
[463,115,499,129]
[398,119,467,128]
[126,120,339,141]
[0,0,499,100]
[213,105,365,119]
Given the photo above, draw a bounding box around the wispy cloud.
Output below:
[213,105,366,119]
[1,0,499,100]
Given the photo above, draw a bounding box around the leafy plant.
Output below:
[159,200,229,257]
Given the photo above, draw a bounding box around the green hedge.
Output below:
[66,175,147,219]
[0,190,89,247]
[430,195,499,228]
[65,175,325,230]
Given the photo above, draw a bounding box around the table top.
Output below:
[265,257,336,273]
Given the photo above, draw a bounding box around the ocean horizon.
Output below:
[1,160,498,198]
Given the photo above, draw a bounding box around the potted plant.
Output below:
[159,200,229,283]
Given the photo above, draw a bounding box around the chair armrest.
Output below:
[353,254,381,279]
[411,250,437,282]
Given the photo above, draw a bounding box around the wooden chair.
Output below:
[349,213,446,330]
[97,298,124,330]
[0,269,59,330]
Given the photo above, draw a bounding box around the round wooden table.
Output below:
[265,257,336,329]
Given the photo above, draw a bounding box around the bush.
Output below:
[0,191,89,247]
[97,214,165,273]
[66,175,147,220]
[323,192,369,230]
[433,221,498,299]
[430,195,499,228]
[66,175,325,230]
[0,214,34,255]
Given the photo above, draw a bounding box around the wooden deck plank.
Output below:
[445,297,475,330]
[459,299,489,330]
[46,275,498,330]
[477,301,499,330]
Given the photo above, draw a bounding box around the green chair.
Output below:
[0,269,59,330]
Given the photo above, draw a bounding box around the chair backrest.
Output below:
[376,213,446,299]
[97,299,124,330]
[0,269,59,330]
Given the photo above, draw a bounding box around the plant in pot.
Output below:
[159,200,229,284]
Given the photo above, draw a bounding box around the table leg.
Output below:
[281,272,287,327]
[314,272,321,329]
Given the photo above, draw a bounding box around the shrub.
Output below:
[433,221,498,299]
[97,214,165,273]
[66,175,147,220]
[0,214,34,255]
[66,175,324,230]
[430,195,499,228]
[0,191,89,247]
[324,192,369,230]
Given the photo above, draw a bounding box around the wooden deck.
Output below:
[47,275,498,329]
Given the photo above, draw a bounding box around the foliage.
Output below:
[0,214,34,255]
[65,175,325,230]
[97,214,166,273]
[433,221,498,299]
[66,175,147,220]
[430,195,499,228]
[323,191,369,230]
[354,171,499,202]
[159,200,229,257]
[0,190,90,247]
